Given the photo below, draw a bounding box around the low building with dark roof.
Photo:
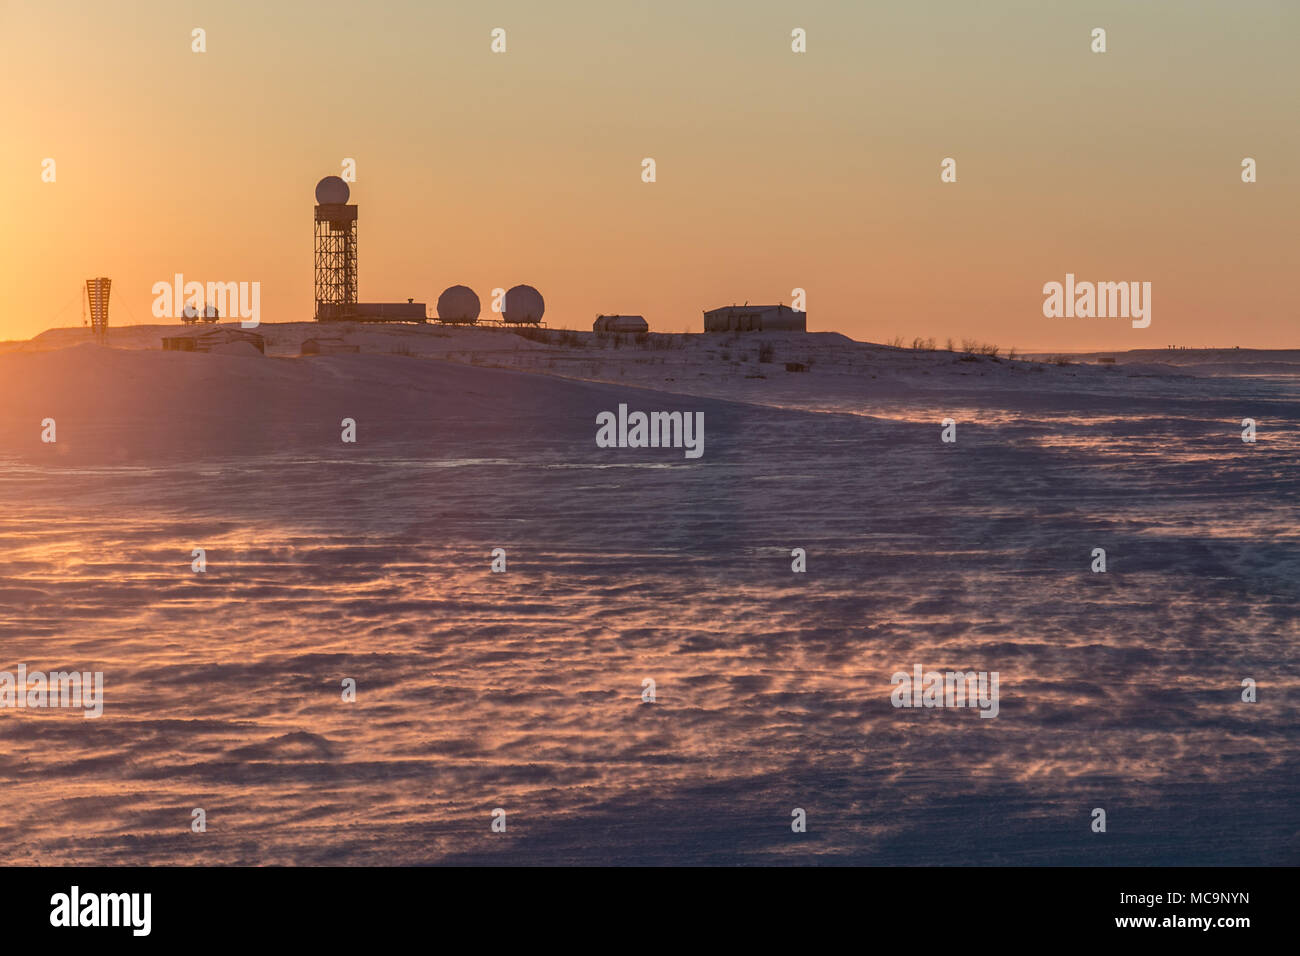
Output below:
[703,304,805,332]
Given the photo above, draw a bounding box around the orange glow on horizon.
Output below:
[1,0,1297,350]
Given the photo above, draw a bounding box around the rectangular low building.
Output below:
[162,328,266,353]
[317,302,427,323]
[593,314,648,333]
[703,304,805,332]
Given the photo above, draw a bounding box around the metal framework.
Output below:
[85,277,111,339]
[314,204,357,318]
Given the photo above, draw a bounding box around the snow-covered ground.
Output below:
[0,324,1295,864]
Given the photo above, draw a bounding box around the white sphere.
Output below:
[436,285,481,322]
[504,284,545,323]
[315,176,350,204]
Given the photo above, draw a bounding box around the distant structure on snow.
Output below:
[162,328,266,354]
[436,285,481,325]
[703,304,805,332]
[181,303,221,324]
[313,176,425,322]
[85,277,111,339]
[317,301,425,322]
[593,314,648,333]
[503,285,545,325]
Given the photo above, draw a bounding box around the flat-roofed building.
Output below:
[703,304,805,332]
[317,302,426,323]
[593,314,649,333]
[162,328,266,353]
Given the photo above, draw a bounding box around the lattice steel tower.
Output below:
[314,176,357,319]
[85,277,111,339]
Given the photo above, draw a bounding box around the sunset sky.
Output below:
[2,0,1296,348]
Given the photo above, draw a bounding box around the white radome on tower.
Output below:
[315,176,350,205]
